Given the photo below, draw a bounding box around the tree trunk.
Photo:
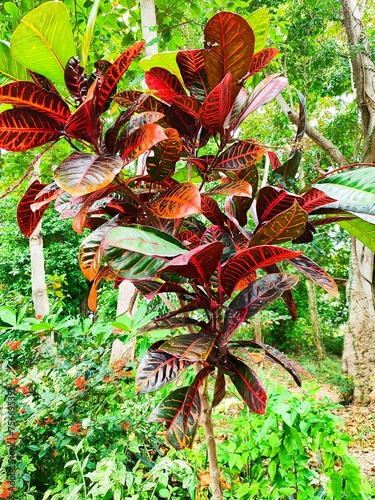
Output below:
[340,0,375,402]
[140,0,158,57]
[29,221,49,318]
[343,237,375,402]
[306,281,325,361]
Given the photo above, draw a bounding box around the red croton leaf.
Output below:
[17,181,58,237]
[256,186,305,224]
[64,95,100,147]
[118,123,167,165]
[171,95,201,118]
[205,180,252,198]
[0,81,71,122]
[199,73,232,133]
[251,201,308,246]
[227,354,267,414]
[221,245,303,296]
[160,241,224,283]
[97,41,145,113]
[215,141,266,171]
[201,195,226,228]
[64,57,88,104]
[176,49,206,89]
[0,109,62,152]
[136,340,191,394]
[145,67,187,104]
[87,266,116,311]
[146,128,182,181]
[160,334,216,362]
[301,187,337,213]
[54,152,124,197]
[244,48,279,80]
[203,11,254,105]
[147,182,201,219]
[288,255,339,297]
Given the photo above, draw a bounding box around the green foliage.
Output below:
[0,196,87,315]
[212,384,370,499]
[1,308,373,499]
[0,308,197,499]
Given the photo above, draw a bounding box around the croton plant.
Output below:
[1,9,345,449]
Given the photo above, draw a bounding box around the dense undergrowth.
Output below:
[1,307,373,499]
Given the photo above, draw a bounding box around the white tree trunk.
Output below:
[140,0,158,57]
[29,221,50,318]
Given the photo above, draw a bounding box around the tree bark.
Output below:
[140,0,158,57]
[29,221,50,318]
[340,0,375,401]
[306,281,325,361]
[343,237,375,402]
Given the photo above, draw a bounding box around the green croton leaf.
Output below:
[314,167,375,207]
[10,1,76,85]
[104,226,187,257]
[338,218,375,253]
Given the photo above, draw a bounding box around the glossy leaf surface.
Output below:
[338,218,375,253]
[79,217,121,280]
[104,246,167,280]
[0,81,70,122]
[251,201,308,246]
[54,153,123,197]
[228,355,267,414]
[64,96,100,146]
[64,57,88,103]
[224,274,299,336]
[160,334,216,362]
[104,226,186,257]
[256,186,304,223]
[203,11,254,105]
[176,50,206,89]
[17,181,53,237]
[160,242,223,283]
[215,141,266,171]
[301,188,336,213]
[97,42,145,112]
[246,48,279,79]
[205,180,252,198]
[136,341,190,394]
[0,40,31,82]
[145,66,187,104]
[289,255,339,297]
[221,245,303,296]
[0,108,61,151]
[314,167,375,206]
[147,128,182,181]
[149,386,201,449]
[199,73,232,133]
[118,123,167,164]
[148,182,201,219]
[10,1,76,85]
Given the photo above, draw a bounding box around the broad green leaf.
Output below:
[104,226,187,257]
[246,7,270,53]
[339,218,375,253]
[78,0,101,69]
[104,246,167,280]
[0,306,17,327]
[0,40,30,82]
[10,2,76,85]
[314,167,375,206]
[139,51,182,80]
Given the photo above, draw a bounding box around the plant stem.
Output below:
[196,366,223,500]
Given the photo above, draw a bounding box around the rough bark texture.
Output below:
[195,364,223,500]
[343,237,375,402]
[341,0,375,401]
[306,281,325,361]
